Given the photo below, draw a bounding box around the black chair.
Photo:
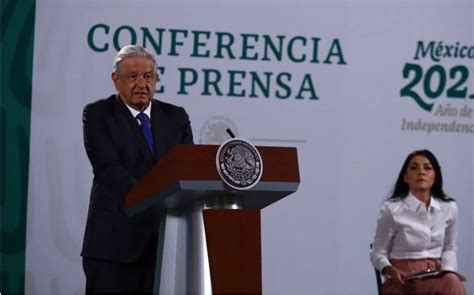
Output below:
[370,243,383,295]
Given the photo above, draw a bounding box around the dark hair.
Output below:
[389,149,454,202]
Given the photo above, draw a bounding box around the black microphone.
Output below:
[226,128,236,138]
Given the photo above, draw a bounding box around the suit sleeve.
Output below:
[180,107,194,144]
[83,103,138,198]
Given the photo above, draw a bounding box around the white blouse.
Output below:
[371,193,459,272]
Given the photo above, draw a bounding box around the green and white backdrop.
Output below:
[2,0,473,294]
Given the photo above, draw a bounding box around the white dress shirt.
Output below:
[371,193,459,272]
[120,96,152,125]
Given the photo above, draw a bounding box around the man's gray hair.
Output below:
[112,45,157,75]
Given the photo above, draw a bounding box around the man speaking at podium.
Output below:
[81,45,194,293]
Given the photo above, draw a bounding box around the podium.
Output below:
[124,144,299,294]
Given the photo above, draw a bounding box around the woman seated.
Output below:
[370,149,466,294]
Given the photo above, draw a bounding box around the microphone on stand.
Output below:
[226,128,236,139]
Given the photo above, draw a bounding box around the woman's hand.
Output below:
[382,265,409,287]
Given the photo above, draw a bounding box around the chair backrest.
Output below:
[370,243,383,295]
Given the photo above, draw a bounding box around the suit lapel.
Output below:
[113,94,154,164]
[151,100,167,161]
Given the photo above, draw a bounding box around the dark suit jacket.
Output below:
[81,94,193,263]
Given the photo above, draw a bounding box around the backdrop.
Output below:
[3,0,473,294]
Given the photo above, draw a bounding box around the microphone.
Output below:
[226,128,236,139]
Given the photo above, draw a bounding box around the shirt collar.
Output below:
[430,197,441,211]
[405,192,440,212]
[119,94,152,120]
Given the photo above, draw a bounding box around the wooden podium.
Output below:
[124,144,299,294]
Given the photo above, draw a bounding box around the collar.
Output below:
[405,192,440,212]
[119,94,152,120]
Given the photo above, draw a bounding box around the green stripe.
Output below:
[1,0,35,293]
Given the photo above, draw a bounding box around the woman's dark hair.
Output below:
[389,149,454,202]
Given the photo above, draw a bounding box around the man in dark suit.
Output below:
[81,45,193,293]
